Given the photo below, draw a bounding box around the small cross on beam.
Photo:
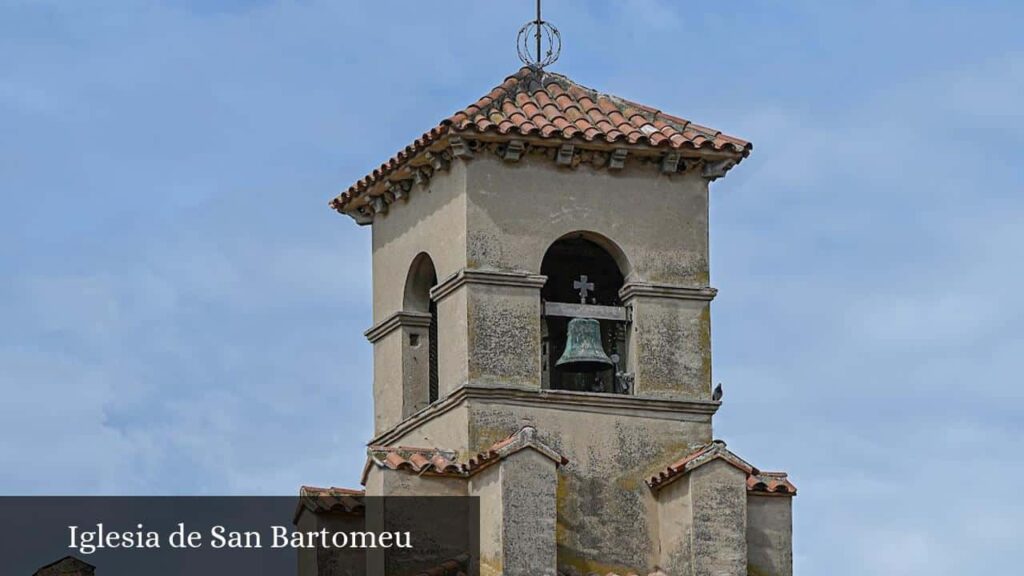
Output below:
[573,275,595,303]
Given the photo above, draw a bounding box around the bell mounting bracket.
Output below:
[542,301,631,322]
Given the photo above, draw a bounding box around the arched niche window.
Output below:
[540,233,630,394]
[404,253,439,408]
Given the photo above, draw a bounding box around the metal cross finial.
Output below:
[517,0,561,69]
[573,275,595,303]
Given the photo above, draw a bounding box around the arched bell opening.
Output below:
[540,232,631,394]
[403,252,439,407]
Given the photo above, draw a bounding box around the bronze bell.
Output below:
[556,317,615,373]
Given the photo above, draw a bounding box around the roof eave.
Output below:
[329,132,751,224]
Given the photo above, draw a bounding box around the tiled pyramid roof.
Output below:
[330,66,751,215]
[446,67,749,152]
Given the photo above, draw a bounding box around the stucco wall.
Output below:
[401,322,431,418]
[370,153,716,433]
[689,461,748,576]
[371,330,404,433]
[465,154,709,285]
[469,463,504,576]
[465,155,713,401]
[747,495,793,576]
[365,467,467,498]
[656,472,693,575]
[437,284,469,397]
[369,164,468,435]
[374,401,471,459]
[371,163,468,323]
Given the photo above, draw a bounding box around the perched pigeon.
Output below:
[712,383,723,402]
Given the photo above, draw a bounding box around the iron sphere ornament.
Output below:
[517,18,561,69]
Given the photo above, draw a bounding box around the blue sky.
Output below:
[1,1,1022,573]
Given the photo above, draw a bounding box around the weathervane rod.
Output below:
[535,0,542,65]
[516,0,560,70]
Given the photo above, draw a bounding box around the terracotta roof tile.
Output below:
[361,426,568,485]
[294,485,365,522]
[365,446,462,478]
[646,440,796,496]
[299,485,365,497]
[747,471,798,496]
[331,66,751,213]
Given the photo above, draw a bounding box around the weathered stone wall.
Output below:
[499,450,558,576]
[465,283,543,387]
[466,394,713,574]
[371,388,716,573]
[625,297,712,400]
[747,495,793,576]
[469,448,559,576]
[430,272,546,394]
[689,460,748,576]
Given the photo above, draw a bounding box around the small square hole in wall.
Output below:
[409,333,420,347]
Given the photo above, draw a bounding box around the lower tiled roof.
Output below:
[362,426,568,484]
[366,446,463,476]
[747,471,798,495]
[647,440,796,496]
[294,485,365,522]
[299,485,365,497]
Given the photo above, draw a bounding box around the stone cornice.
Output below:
[619,282,718,303]
[364,311,433,343]
[337,135,739,225]
[430,268,548,303]
[369,384,720,448]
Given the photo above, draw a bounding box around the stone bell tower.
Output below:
[324,62,796,576]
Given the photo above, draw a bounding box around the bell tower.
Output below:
[328,41,795,575]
